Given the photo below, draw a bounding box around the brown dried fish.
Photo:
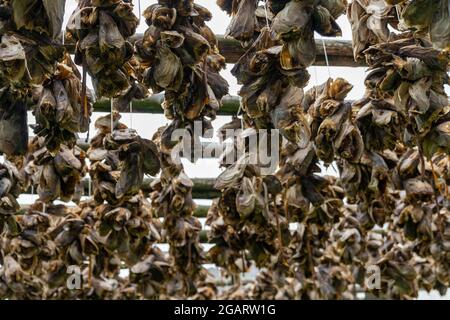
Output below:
[66,0,138,98]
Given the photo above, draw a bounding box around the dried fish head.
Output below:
[272,1,314,41]
[0,87,28,156]
[225,0,258,43]
[11,0,66,39]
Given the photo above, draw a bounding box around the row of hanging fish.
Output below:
[135,0,230,295]
[0,0,449,300]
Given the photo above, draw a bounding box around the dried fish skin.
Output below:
[149,152,206,284]
[0,34,26,83]
[54,145,82,175]
[404,178,434,201]
[0,160,24,230]
[67,0,138,98]
[98,11,127,61]
[216,0,234,15]
[272,98,311,147]
[270,1,317,69]
[111,0,139,38]
[115,150,142,199]
[22,137,86,204]
[1,0,449,302]
[235,176,257,217]
[370,245,419,298]
[11,0,66,39]
[37,163,61,203]
[1,0,65,94]
[313,5,342,37]
[285,182,311,218]
[270,0,346,68]
[429,0,450,49]
[214,157,248,191]
[149,6,177,30]
[138,0,229,164]
[281,141,316,177]
[355,100,403,151]
[179,26,211,63]
[0,33,64,86]
[348,0,394,59]
[398,0,438,34]
[279,35,316,69]
[225,0,257,43]
[345,7,450,296]
[129,247,171,298]
[32,55,92,153]
[272,1,315,41]
[319,0,348,19]
[140,139,161,177]
[422,119,450,158]
[208,123,286,275]
[160,30,185,48]
[0,87,28,156]
[315,102,351,164]
[150,45,183,91]
[360,35,449,148]
[216,2,352,287]
[93,126,161,203]
[334,120,364,163]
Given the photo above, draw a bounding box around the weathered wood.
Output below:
[93,94,355,115]
[75,178,220,199]
[66,34,363,114]
[20,202,211,218]
[140,177,221,199]
[66,34,363,67]
[24,178,219,199]
[75,139,222,159]
[93,94,240,115]
[217,35,364,66]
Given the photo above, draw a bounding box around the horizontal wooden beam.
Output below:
[25,177,219,199]
[93,94,239,115]
[127,34,363,67]
[218,36,364,66]
[68,34,361,115]
[93,94,354,116]
[20,202,210,218]
[142,177,220,199]
[74,139,222,159]
[76,178,220,199]
[65,34,363,67]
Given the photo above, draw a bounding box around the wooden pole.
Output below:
[75,139,222,159]
[216,35,363,66]
[25,178,221,199]
[92,94,240,115]
[20,202,211,218]
[92,95,354,115]
[65,35,364,67]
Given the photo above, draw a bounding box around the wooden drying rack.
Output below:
[23,34,361,220]
[88,35,363,114]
